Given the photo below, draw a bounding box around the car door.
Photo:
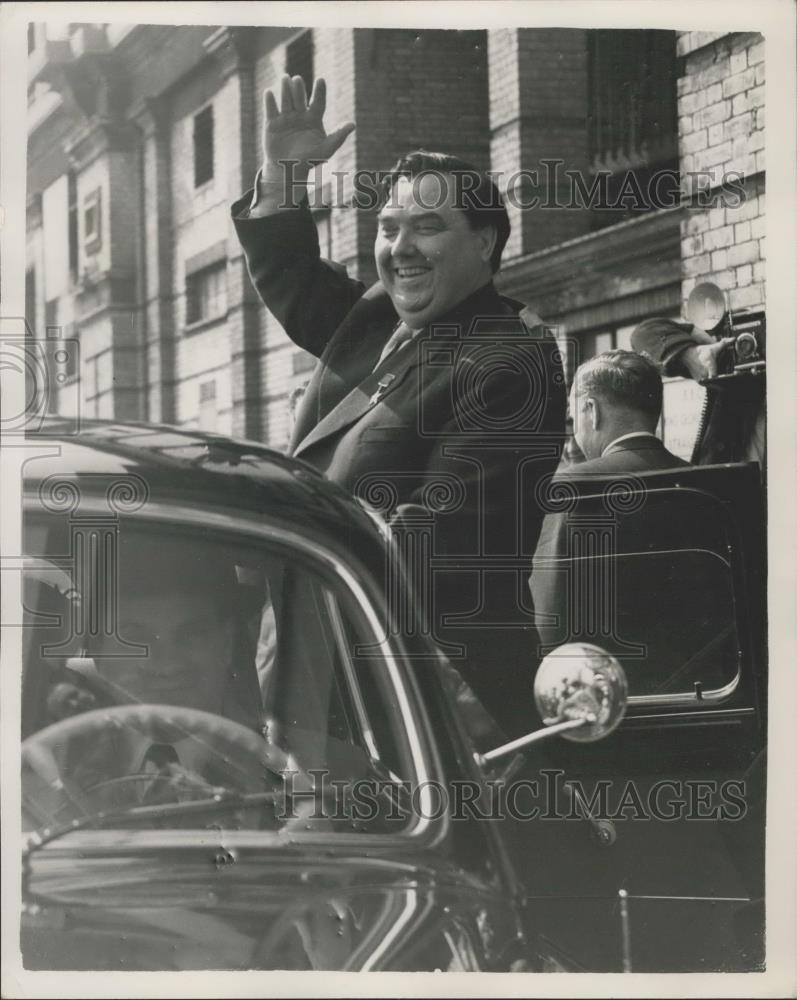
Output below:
[509,462,766,972]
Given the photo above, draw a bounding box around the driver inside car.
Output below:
[93,536,257,719]
[76,532,264,727]
[25,533,270,818]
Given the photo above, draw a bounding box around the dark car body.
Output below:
[18,418,766,972]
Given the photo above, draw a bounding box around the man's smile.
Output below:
[394,266,431,279]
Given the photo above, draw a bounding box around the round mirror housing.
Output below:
[534,643,628,742]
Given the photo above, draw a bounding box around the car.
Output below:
[17,417,766,973]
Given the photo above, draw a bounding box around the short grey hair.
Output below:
[574,349,663,420]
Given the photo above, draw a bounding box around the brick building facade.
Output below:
[25,23,765,451]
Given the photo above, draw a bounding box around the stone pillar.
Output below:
[204,26,264,440]
[489,28,590,258]
[65,117,145,421]
[132,97,176,424]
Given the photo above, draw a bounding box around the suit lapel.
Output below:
[290,281,507,459]
[289,290,396,452]
[292,335,424,458]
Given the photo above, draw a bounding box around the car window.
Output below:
[21,511,419,834]
[532,485,742,701]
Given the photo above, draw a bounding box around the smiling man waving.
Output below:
[232,75,566,737]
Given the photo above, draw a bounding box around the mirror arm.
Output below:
[475,717,587,767]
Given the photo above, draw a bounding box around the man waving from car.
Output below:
[231,75,566,737]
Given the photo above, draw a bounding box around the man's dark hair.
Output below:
[379,150,511,273]
[574,349,664,420]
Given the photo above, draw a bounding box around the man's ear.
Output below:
[476,224,497,264]
[587,396,600,431]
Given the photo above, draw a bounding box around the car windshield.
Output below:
[22,511,418,836]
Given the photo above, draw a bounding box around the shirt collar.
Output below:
[601,431,660,457]
[396,281,500,336]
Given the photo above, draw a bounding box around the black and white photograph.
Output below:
[1,1,795,996]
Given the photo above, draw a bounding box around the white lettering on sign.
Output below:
[660,377,707,461]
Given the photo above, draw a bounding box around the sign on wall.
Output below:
[659,376,707,462]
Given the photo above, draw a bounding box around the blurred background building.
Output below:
[25,23,764,451]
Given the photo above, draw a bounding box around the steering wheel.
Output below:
[22,704,307,830]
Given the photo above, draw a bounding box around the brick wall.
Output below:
[351,27,490,285]
[678,31,765,311]
[489,28,590,257]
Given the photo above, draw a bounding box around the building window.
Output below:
[285,29,314,92]
[83,188,102,254]
[28,23,36,53]
[193,105,214,188]
[186,262,227,328]
[587,30,678,228]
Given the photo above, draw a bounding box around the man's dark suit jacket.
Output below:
[232,194,566,735]
[529,436,688,654]
[558,434,689,477]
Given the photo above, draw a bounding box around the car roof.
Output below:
[22,416,387,555]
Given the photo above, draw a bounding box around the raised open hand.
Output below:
[262,75,355,185]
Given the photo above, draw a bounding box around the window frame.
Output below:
[184,261,228,330]
[82,187,102,255]
[284,28,314,94]
[544,476,753,714]
[192,103,215,189]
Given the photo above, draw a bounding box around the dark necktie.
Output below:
[373,322,417,371]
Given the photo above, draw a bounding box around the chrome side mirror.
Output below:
[534,642,628,742]
[477,644,628,766]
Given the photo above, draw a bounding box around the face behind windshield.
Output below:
[91,533,242,718]
[22,515,417,834]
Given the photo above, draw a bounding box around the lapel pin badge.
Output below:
[370,372,396,406]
